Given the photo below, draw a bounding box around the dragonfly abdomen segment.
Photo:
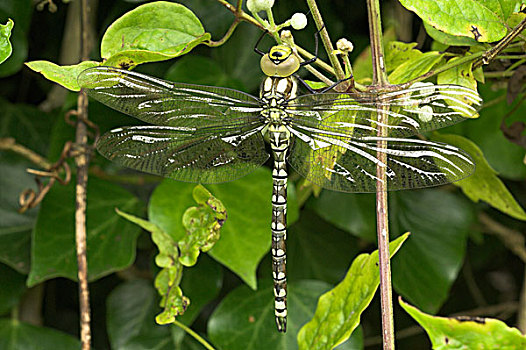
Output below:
[271,141,289,333]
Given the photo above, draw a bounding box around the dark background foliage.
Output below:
[1,0,525,349]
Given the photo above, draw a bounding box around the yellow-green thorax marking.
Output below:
[259,44,300,333]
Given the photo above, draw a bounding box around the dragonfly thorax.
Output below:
[260,76,297,125]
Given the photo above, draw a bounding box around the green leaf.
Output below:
[445,85,526,179]
[287,210,360,285]
[388,51,445,84]
[424,22,480,46]
[24,60,99,91]
[0,264,26,315]
[0,158,34,273]
[400,298,526,349]
[107,279,174,350]
[432,133,526,220]
[307,192,376,241]
[390,190,475,313]
[165,55,244,90]
[0,100,56,273]
[0,319,80,349]
[384,41,422,73]
[0,19,13,65]
[437,58,477,90]
[209,280,354,350]
[28,177,143,286]
[101,1,210,67]
[352,28,397,84]
[297,233,408,350]
[399,0,509,42]
[0,0,31,77]
[148,168,299,290]
[177,254,222,325]
[212,24,263,92]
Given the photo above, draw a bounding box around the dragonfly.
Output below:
[78,42,481,333]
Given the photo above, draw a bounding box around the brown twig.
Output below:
[0,137,53,170]
[0,137,72,212]
[479,213,526,263]
[76,0,92,349]
[366,0,395,349]
[211,0,265,38]
[474,17,526,69]
[519,267,526,333]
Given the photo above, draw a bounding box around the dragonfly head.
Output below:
[260,45,300,78]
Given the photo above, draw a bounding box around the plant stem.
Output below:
[473,16,526,69]
[402,52,483,88]
[214,0,265,30]
[173,320,216,350]
[77,1,93,349]
[518,267,526,333]
[366,0,395,349]
[305,0,345,81]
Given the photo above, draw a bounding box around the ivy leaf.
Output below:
[0,264,26,315]
[0,19,14,65]
[24,60,99,91]
[388,51,444,84]
[390,190,474,313]
[107,280,174,350]
[307,192,376,242]
[432,133,526,221]
[165,55,244,90]
[296,233,408,350]
[0,0,31,77]
[384,41,422,73]
[437,58,477,90]
[28,178,143,286]
[399,0,510,42]
[400,298,526,348]
[424,22,480,46]
[287,209,359,285]
[148,168,299,290]
[101,1,210,67]
[208,280,360,350]
[0,158,35,273]
[0,319,80,349]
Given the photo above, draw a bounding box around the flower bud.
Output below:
[247,0,275,13]
[336,38,353,53]
[290,13,307,30]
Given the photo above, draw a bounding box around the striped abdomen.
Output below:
[269,125,290,332]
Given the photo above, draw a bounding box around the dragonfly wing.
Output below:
[96,125,269,183]
[287,84,482,138]
[287,127,474,192]
[78,66,263,128]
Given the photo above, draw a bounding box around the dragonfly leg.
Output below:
[299,24,324,67]
[254,30,269,56]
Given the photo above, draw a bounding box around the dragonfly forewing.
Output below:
[78,66,263,129]
[287,84,482,139]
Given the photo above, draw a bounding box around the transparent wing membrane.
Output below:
[287,84,482,138]
[96,126,269,183]
[287,130,475,192]
[80,65,480,191]
[78,66,263,129]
